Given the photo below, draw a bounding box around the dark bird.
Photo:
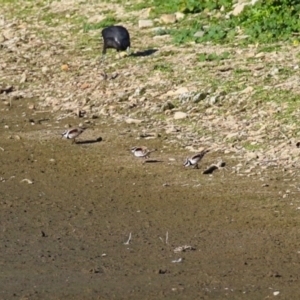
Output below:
[101,25,131,57]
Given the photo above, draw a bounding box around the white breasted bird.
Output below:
[61,127,86,144]
[131,146,157,159]
[184,149,210,169]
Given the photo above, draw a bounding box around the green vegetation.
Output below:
[127,0,300,45]
[153,63,174,72]
[198,51,230,62]
[242,142,262,151]
[83,16,117,32]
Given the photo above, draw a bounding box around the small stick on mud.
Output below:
[172,258,183,263]
[166,231,169,244]
[20,178,34,184]
[0,147,4,151]
[124,232,132,245]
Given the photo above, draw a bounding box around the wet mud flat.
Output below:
[1,104,300,299]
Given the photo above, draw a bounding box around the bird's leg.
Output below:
[100,54,106,63]
[193,164,199,169]
[72,139,75,144]
[101,46,107,62]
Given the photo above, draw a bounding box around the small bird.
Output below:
[101,25,131,58]
[131,146,157,159]
[184,149,210,169]
[61,127,86,144]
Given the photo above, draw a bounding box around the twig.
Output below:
[124,232,132,245]
[279,129,288,140]
[20,178,33,184]
[0,147,4,151]
[166,231,169,244]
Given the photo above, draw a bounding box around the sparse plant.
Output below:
[198,51,230,62]
[83,16,117,32]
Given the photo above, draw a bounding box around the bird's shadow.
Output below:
[143,159,164,163]
[75,137,102,145]
[131,49,158,57]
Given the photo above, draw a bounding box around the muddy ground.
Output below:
[2,1,300,298]
[1,101,300,300]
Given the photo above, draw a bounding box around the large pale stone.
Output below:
[232,3,247,16]
[174,111,187,120]
[175,12,185,21]
[160,14,176,24]
[138,19,154,28]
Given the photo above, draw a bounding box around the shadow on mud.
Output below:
[75,137,102,144]
[131,49,158,57]
[144,159,164,163]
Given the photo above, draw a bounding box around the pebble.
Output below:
[125,118,143,124]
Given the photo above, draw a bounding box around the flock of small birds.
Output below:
[60,25,210,170]
[61,127,210,169]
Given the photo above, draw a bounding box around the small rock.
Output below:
[134,87,146,96]
[81,83,90,90]
[61,64,69,71]
[194,31,205,38]
[175,12,185,21]
[162,101,175,111]
[20,73,27,84]
[152,26,166,32]
[208,96,218,105]
[245,152,258,160]
[240,86,254,94]
[179,92,193,102]
[2,29,14,40]
[125,118,143,124]
[175,87,189,95]
[255,52,265,58]
[87,15,105,23]
[232,3,248,16]
[138,19,154,28]
[193,92,207,103]
[41,66,49,74]
[166,87,189,96]
[160,14,176,24]
[165,125,180,134]
[174,111,187,120]
[269,67,279,76]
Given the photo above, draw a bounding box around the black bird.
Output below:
[101,25,131,57]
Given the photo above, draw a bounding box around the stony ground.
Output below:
[2,1,300,299]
